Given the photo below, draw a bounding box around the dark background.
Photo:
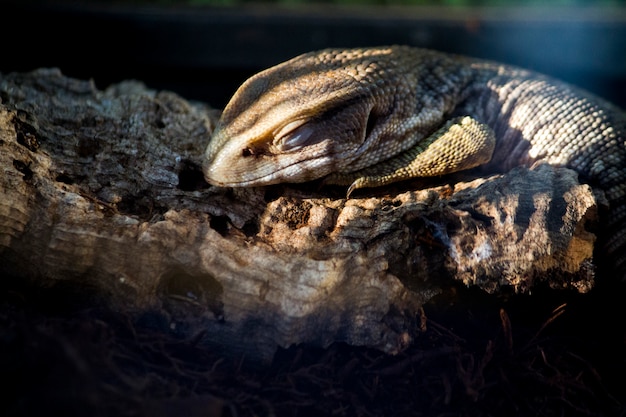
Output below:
[4,2,626,110]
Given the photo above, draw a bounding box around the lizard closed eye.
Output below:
[272,120,316,152]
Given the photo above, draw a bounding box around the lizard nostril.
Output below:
[242,146,269,157]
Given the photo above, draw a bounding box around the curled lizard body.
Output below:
[203,46,626,278]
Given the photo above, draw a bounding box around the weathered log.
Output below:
[0,68,599,363]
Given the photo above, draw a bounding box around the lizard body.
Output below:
[202,46,626,278]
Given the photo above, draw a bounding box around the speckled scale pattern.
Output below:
[466,63,626,275]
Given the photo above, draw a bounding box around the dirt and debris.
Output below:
[2,279,624,417]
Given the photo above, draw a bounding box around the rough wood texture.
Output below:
[0,68,600,363]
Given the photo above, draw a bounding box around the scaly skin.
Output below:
[203,45,626,278]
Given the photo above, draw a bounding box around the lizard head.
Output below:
[203,47,403,187]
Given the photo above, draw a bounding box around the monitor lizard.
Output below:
[202,45,626,279]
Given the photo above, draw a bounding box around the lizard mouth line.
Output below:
[207,150,345,188]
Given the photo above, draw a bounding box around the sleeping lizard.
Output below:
[202,45,626,279]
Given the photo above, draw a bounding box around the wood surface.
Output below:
[0,68,599,363]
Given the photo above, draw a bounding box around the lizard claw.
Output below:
[346,181,358,199]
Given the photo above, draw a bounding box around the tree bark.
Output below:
[0,68,600,363]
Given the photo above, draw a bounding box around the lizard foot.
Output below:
[330,116,496,197]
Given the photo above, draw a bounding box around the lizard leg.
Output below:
[327,116,496,197]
